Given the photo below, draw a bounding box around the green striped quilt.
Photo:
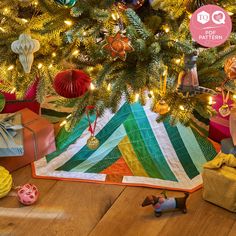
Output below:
[33,101,217,192]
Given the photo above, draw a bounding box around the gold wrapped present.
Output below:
[202,153,236,212]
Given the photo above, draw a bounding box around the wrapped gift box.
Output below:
[0,113,24,157]
[0,108,56,172]
[0,78,40,114]
[208,94,233,143]
[202,153,236,212]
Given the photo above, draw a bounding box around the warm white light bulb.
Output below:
[107,83,111,91]
[60,120,67,127]
[7,65,14,70]
[179,105,185,111]
[135,93,140,102]
[64,20,73,26]
[38,63,43,69]
[90,83,95,90]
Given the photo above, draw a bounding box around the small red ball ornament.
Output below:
[53,69,91,98]
[17,183,39,206]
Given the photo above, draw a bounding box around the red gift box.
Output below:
[0,108,56,172]
[208,94,233,143]
[0,78,40,114]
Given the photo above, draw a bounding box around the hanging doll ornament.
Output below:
[219,90,231,117]
[11,33,40,73]
[103,32,134,61]
[177,52,216,96]
[86,106,100,150]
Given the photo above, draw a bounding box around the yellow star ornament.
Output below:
[103,32,134,61]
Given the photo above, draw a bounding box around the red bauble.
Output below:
[53,69,91,98]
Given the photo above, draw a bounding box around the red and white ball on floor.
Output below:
[17,183,39,206]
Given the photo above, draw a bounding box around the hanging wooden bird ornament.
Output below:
[177,52,216,96]
[86,106,100,150]
[11,33,40,73]
[103,32,134,61]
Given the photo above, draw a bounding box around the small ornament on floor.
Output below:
[86,106,100,150]
[0,166,12,198]
[142,191,189,217]
[16,183,39,206]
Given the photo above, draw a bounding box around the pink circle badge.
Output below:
[190,5,232,48]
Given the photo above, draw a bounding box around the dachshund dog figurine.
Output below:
[142,192,189,217]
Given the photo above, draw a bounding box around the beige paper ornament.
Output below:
[11,33,40,73]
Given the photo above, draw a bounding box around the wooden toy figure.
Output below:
[142,191,189,217]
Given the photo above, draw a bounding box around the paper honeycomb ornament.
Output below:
[0,166,12,198]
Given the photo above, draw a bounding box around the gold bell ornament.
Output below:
[153,66,170,115]
[0,166,13,198]
[87,135,100,150]
[153,99,170,115]
[86,105,100,150]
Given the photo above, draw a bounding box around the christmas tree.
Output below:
[0,0,235,130]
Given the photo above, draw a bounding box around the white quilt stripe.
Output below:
[143,100,190,183]
[71,124,126,172]
[176,123,207,172]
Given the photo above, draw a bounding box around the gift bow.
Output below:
[0,115,23,148]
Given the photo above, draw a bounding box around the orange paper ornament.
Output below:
[103,32,134,61]
[225,56,236,80]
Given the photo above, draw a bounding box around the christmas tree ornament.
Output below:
[0,166,12,198]
[54,0,77,7]
[17,183,39,205]
[53,69,91,98]
[70,7,81,17]
[11,33,40,73]
[0,93,6,112]
[153,99,170,115]
[115,0,145,10]
[103,32,133,61]
[219,91,231,117]
[86,106,100,150]
[177,52,215,96]
[224,56,236,80]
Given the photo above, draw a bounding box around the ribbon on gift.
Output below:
[0,114,24,156]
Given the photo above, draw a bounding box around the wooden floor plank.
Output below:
[0,166,57,236]
[89,187,236,236]
[228,221,236,236]
[1,166,236,236]
[10,182,124,236]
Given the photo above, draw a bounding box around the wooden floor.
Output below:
[0,166,235,236]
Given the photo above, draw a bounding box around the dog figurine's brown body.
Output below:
[142,192,189,217]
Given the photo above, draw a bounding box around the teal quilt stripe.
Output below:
[56,103,131,171]
[163,121,199,179]
[86,146,121,173]
[191,127,217,162]
[131,103,177,181]
[46,114,95,162]
[124,113,163,179]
